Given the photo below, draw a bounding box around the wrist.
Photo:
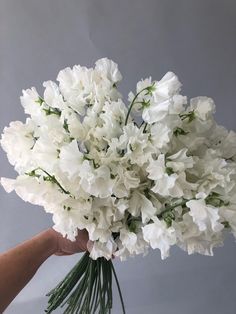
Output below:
[42,229,59,256]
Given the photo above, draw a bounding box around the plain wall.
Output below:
[0,1,236,313]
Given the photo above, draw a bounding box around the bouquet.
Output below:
[1,58,236,314]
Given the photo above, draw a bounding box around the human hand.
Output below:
[49,228,92,256]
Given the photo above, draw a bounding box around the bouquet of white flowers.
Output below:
[1,58,236,313]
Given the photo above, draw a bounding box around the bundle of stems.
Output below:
[45,252,126,314]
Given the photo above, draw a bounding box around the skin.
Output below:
[0,228,90,313]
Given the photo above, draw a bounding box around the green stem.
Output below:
[143,123,148,133]
[111,263,126,314]
[40,169,70,195]
[125,86,152,125]
[157,199,188,219]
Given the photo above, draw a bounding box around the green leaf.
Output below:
[25,169,40,178]
[35,97,44,105]
[166,167,174,175]
[173,127,189,137]
[43,107,61,116]
[180,110,195,123]
[222,221,230,228]
[63,119,69,133]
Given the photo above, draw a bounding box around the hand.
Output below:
[49,228,91,256]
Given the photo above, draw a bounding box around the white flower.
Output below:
[196,149,234,195]
[20,87,42,118]
[52,208,93,242]
[142,98,171,124]
[141,72,185,124]
[35,114,67,144]
[166,148,194,172]
[95,58,122,84]
[129,191,158,223]
[142,216,176,259]
[1,175,68,207]
[112,166,140,198]
[220,206,236,238]
[89,238,117,260]
[60,107,85,140]
[79,160,114,198]
[154,71,182,98]
[150,123,171,150]
[57,65,93,115]
[135,77,153,95]
[0,120,35,173]
[190,97,215,121]
[216,130,236,160]
[59,140,84,179]
[119,123,154,165]
[174,213,223,256]
[43,81,65,109]
[32,135,59,172]
[146,154,178,197]
[96,99,127,139]
[186,198,223,232]
[119,229,148,256]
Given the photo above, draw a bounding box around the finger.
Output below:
[86,240,94,253]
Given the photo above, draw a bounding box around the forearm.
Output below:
[0,229,57,312]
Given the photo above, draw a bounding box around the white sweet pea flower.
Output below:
[32,135,59,172]
[52,207,93,242]
[154,71,182,98]
[215,130,236,160]
[89,238,117,260]
[96,99,127,139]
[119,123,154,166]
[147,154,197,198]
[95,58,122,84]
[0,119,35,173]
[150,123,171,150]
[35,114,67,144]
[59,140,84,179]
[112,166,140,198]
[166,148,194,172]
[79,160,114,198]
[129,191,158,223]
[20,87,44,120]
[57,65,94,115]
[147,154,178,197]
[196,149,234,195]
[134,77,153,95]
[119,229,148,255]
[168,94,187,115]
[174,213,224,256]
[111,197,129,222]
[186,198,223,232]
[142,98,171,124]
[190,97,215,121]
[43,80,65,109]
[142,216,176,259]
[142,95,186,125]
[142,72,185,124]
[219,206,236,238]
[60,107,85,141]
[1,175,68,208]
[91,198,114,239]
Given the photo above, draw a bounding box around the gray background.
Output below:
[0,0,236,313]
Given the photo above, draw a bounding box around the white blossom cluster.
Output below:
[1,58,236,260]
